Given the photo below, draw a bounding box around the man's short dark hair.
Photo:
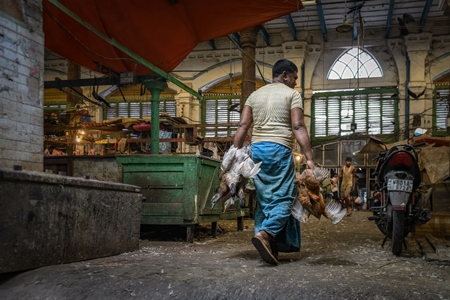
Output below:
[272,59,298,78]
[345,157,352,162]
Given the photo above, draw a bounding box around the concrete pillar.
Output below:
[240,27,259,107]
[404,33,432,92]
[388,38,408,135]
[143,75,168,154]
[404,33,433,135]
[282,41,308,94]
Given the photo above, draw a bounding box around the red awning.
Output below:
[43,0,303,76]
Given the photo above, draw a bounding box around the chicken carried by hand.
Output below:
[291,167,346,224]
[210,145,261,212]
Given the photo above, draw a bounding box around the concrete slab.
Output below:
[0,211,449,299]
[0,169,142,273]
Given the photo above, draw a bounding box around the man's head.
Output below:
[345,157,352,166]
[272,59,298,89]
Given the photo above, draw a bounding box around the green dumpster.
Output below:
[116,155,222,242]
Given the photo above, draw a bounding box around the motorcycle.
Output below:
[367,137,431,255]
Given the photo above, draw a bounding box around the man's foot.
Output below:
[251,231,278,265]
[269,240,278,260]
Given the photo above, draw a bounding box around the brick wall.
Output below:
[0,1,44,171]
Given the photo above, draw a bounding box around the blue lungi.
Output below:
[251,142,300,253]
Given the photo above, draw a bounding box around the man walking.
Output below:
[233,59,315,265]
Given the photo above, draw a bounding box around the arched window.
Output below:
[327,47,383,80]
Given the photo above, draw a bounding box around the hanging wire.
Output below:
[229,38,233,92]
[227,35,267,85]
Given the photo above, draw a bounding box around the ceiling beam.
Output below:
[285,14,297,40]
[207,40,217,50]
[259,25,270,46]
[419,0,433,32]
[230,32,241,47]
[315,0,328,42]
[384,0,396,38]
[44,77,118,88]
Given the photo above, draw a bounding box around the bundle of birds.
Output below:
[210,145,261,212]
[294,168,329,220]
[291,167,346,224]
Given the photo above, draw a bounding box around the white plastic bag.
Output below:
[354,196,363,204]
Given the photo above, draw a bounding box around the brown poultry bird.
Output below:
[294,169,330,221]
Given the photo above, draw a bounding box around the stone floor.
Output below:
[0,210,449,300]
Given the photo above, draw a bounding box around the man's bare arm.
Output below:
[233,105,252,149]
[291,107,314,169]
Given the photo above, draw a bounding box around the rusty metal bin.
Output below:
[116,155,222,242]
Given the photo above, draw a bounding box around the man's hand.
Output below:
[306,159,315,170]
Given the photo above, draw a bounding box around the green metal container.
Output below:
[116,155,222,241]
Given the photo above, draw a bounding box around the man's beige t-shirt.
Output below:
[245,82,303,150]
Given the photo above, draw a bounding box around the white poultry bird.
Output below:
[210,145,261,211]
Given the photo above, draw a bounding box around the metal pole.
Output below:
[143,77,168,154]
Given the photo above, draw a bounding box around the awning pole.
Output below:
[48,0,202,100]
[142,76,168,154]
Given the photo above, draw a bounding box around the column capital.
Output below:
[404,33,432,53]
[142,74,168,93]
[404,33,432,86]
[240,27,259,48]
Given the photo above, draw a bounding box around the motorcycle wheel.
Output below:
[391,210,405,255]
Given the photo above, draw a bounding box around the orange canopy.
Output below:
[43,0,303,76]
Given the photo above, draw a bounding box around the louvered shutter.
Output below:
[312,89,397,138]
[354,96,367,133]
[161,100,176,116]
[435,88,449,133]
[205,99,217,137]
[216,99,229,136]
[340,96,353,136]
[129,102,140,118]
[314,98,327,137]
[367,94,381,135]
[118,102,128,117]
[381,96,395,134]
[327,96,341,136]
[106,103,117,119]
[142,102,151,117]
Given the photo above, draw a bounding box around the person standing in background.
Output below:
[331,173,340,201]
[339,157,356,216]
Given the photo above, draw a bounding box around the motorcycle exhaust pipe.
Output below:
[414,209,431,225]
